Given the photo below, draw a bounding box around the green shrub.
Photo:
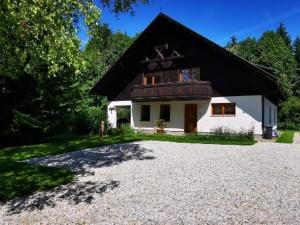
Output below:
[279,97,300,131]
[71,107,106,135]
[136,132,255,145]
[210,126,254,140]
[105,124,135,136]
[119,124,135,136]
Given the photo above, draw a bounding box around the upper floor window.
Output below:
[143,72,161,85]
[180,67,200,82]
[211,103,236,116]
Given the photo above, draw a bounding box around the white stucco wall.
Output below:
[132,100,193,132]
[263,97,277,129]
[107,96,278,135]
[107,101,132,128]
[198,96,262,134]
[130,95,264,135]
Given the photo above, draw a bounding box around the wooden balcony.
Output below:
[131,81,212,102]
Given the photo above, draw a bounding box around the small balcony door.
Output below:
[184,104,197,133]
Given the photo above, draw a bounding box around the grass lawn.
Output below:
[276,130,295,143]
[0,159,73,202]
[0,135,140,202]
[135,133,256,145]
[0,135,140,161]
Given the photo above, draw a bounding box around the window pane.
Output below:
[162,70,178,83]
[145,76,152,85]
[212,103,235,116]
[154,75,161,84]
[141,105,150,121]
[182,69,191,81]
[224,103,235,115]
[191,67,200,80]
[212,104,222,115]
[160,104,170,121]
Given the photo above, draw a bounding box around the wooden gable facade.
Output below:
[91,13,282,104]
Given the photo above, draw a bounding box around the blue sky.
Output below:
[78,0,300,47]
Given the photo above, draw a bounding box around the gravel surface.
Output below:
[294,132,300,144]
[1,141,300,225]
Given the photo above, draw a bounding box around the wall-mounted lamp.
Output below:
[109,107,115,113]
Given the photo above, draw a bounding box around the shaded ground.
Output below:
[1,141,300,224]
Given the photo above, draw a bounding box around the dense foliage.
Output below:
[226,24,300,130]
[0,0,142,146]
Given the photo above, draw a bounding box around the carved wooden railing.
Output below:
[131,81,212,101]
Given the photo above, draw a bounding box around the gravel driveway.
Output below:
[1,141,300,225]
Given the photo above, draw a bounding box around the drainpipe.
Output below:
[262,96,265,137]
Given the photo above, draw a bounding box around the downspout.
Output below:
[262,96,265,137]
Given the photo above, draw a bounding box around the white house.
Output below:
[92,13,282,137]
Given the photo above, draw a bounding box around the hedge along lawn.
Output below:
[136,133,257,145]
[0,134,141,202]
[276,131,295,143]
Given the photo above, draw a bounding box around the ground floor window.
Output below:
[211,103,236,116]
[141,105,150,121]
[160,104,170,121]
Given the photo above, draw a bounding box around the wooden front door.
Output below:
[185,104,197,133]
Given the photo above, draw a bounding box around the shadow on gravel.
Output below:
[5,180,119,214]
[26,142,155,175]
[4,143,155,214]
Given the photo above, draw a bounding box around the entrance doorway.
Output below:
[184,104,197,133]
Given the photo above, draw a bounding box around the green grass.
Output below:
[0,135,140,161]
[0,134,140,202]
[0,159,74,202]
[276,130,294,143]
[135,133,256,145]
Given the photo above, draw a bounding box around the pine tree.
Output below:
[294,36,300,65]
[237,38,259,63]
[293,37,300,95]
[225,35,239,54]
[226,35,238,48]
[258,31,297,98]
[276,22,292,48]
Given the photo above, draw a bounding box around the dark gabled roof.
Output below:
[91,13,282,98]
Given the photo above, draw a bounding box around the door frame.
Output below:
[184,104,197,133]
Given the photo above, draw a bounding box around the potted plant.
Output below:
[156,119,167,134]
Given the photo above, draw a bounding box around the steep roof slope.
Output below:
[91,13,282,102]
